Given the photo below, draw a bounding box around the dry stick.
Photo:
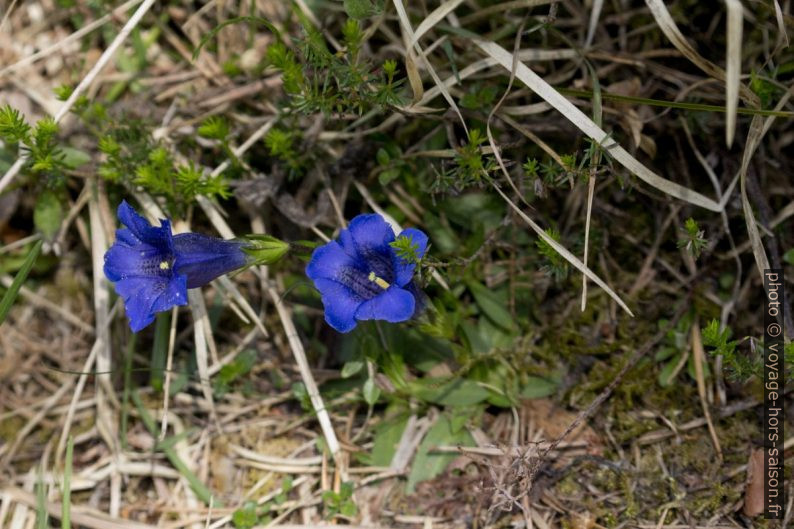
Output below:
[194,200,342,462]
[88,184,124,518]
[266,286,341,461]
[0,0,20,33]
[160,305,180,440]
[0,0,145,78]
[690,321,723,459]
[187,289,223,434]
[0,0,158,195]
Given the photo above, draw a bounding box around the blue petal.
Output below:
[103,240,170,282]
[393,227,429,287]
[306,241,360,282]
[113,275,187,332]
[151,274,188,313]
[116,227,141,246]
[355,286,415,323]
[173,233,249,288]
[117,200,173,255]
[339,214,396,281]
[313,278,363,333]
[403,281,427,318]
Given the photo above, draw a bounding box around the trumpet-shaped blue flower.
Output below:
[104,201,249,332]
[306,213,428,333]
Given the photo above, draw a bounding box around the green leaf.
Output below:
[362,377,381,406]
[371,414,408,466]
[465,280,514,331]
[405,415,474,492]
[60,146,91,169]
[231,501,258,528]
[344,0,376,19]
[658,355,680,387]
[0,240,42,326]
[783,248,794,265]
[519,376,558,399]
[341,360,364,378]
[34,190,63,242]
[412,377,490,407]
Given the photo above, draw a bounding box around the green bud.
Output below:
[242,235,290,266]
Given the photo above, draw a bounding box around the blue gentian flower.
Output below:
[306,213,428,333]
[103,201,249,332]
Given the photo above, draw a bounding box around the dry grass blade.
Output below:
[644,0,757,107]
[772,0,789,47]
[267,285,342,461]
[192,196,342,462]
[491,183,634,316]
[0,0,145,79]
[392,0,468,133]
[411,0,465,45]
[187,289,222,434]
[584,0,604,49]
[474,38,723,212]
[724,0,742,147]
[691,321,722,460]
[737,85,793,280]
[0,0,158,195]
[2,488,157,529]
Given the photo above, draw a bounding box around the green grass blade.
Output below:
[150,311,169,391]
[36,466,48,529]
[0,239,43,326]
[62,436,73,529]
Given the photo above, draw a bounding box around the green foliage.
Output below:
[454,129,490,184]
[264,128,304,173]
[33,190,64,242]
[231,502,259,529]
[266,17,404,115]
[98,122,229,215]
[0,105,68,185]
[322,481,357,519]
[536,228,569,281]
[343,0,380,19]
[213,350,258,397]
[678,217,707,259]
[405,413,474,492]
[230,478,290,529]
[523,157,539,178]
[0,241,43,326]
[460,83,498,110]
[197,116,230,141]
[0,105,31,145]
[701,319,758,382]
[390,233,422,264]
